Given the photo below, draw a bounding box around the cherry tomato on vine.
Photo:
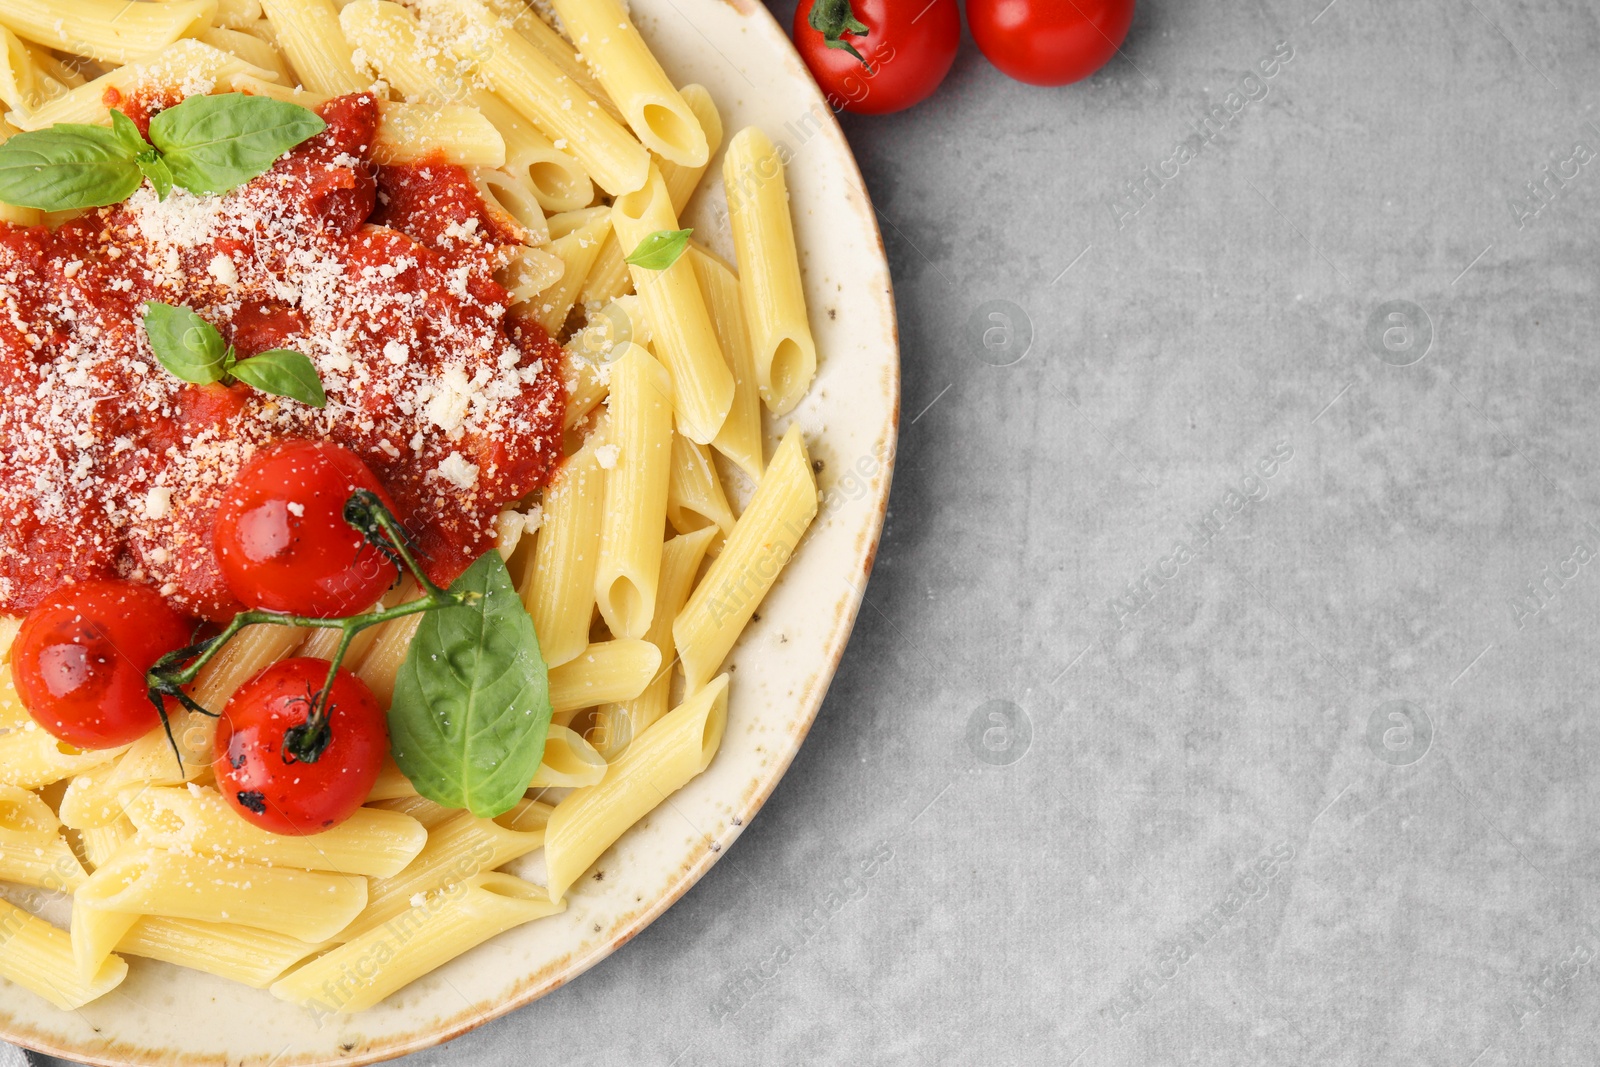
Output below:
[969,0,1136,87]
[213,440,399,618]
[793,0,961,115]
[10,579,193,749]
[214,657,387,834]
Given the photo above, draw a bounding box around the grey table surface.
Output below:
[29,0,1600,1063]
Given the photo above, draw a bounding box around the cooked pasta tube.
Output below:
[609,165,733,444]
[693,247,764,479]
[592,526,716,760]
[521,439,605,668]
[666,435,734,538]
[594,346,673,638]
[13,40,277,128]
[71,901,136,980]
[0,0,214,65]
[527,724,607,789]
[367,794,457,831]
[373,101,505,166]
[125,786,427,878]
[474,167,551,246]
[547,0,706,166]
[526,206,611,333]
[0,724,124,790]
[79,818,136,871]
[111,621,306,787]
[0,784,87,889]
[673,425,817,691]
[545,675,728,902]
[199,25,294,84]
[0,898,126,1010]
[356,579,423,706]
[259,0,364,95]
[217,0,265,30]
[442,0,648,196]
[504,5,622,123]
[723,127,818,415]
[272,872,564,1012]
[336,798,550,941]
[365,756,419,803]
[548,638,661,713]
[76,849,368,942]
[117,916,324,988]
[0,26,44,113]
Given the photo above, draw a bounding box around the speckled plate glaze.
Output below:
[0,1,897,1063]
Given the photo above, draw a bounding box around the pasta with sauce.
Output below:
[0,0,823,1018]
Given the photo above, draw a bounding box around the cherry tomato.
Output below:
[969,0,1136,87]
[213,440,399,618]
[10,579,193,749]
[213,657,387,834]
[792,0,961,115]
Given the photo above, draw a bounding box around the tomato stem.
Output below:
[144,491,473,770]
[808,0,872,68]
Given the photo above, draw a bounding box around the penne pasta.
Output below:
[521,439,606,668]
[504,5,622,124]
[200,24,294,84]
[337,798,550,941]
[526,206,612,333]
[0,783,88,889]
[723,127,818,415]
[373,100,506,167]
[693,247,765,479]
[0,723,123,790]
[118,915,324,988]
[593,346,673,638]
[592,525,716,759]
[259,0,364,95]
[0,0,215,65]
[273,872,564,1012]
[666,434,735,539]
[610,165,734,444]
[673,425,818,691]
[527,724,607,789]
[79,818,136,871]
[544,675,728,902]
[441,0,649,197]
[547,0,707,166]
[70,901,136,980]
[76,848,367,942]
[0,898,127,1010]
[547,638,661,713]
[217,0,266,31]
[125,786,427,878]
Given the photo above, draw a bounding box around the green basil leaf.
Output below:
[136,153,174,201]
[389,552,553,818]
[148,93,326,196]
[108,109,150,158]
[142,301,230,384]
[230,348,327,408]
[0,124,142,211]
[625,228,693,271]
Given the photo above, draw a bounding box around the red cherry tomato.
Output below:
[213,440,399,618]
[792,0,961,115]
[969,0,1136,87]
[10,579,193,749]
[213,657,387,834]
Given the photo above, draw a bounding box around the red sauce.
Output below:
[0,94,565,621]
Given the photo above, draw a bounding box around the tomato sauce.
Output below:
[0,93,565,621]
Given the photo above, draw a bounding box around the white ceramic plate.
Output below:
[0,2,897,1063]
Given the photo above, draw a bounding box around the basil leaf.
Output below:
[149,93,326,196]
[0,124,142,211]
[142,301,229,384]
[110,109,173,200]
[108,109,150,158]
[389,552,553,818]
[231,348,327,408]
[625,228,693,271]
